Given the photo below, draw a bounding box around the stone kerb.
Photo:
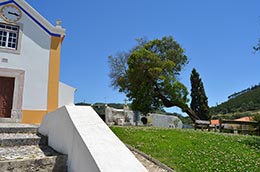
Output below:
[39,105,148,172]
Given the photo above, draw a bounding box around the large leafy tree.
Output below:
[190,68,210,120]
[108,36,200,121]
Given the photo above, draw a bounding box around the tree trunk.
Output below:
[155,90,200,122]
[183,108,200,122]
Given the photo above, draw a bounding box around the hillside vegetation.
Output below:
[210,84,260,115]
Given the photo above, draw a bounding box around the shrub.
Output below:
[253,113,260,122]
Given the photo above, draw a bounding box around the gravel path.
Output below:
[132,150,169,172]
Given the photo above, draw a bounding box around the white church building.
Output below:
[0,1,152,172]
[0,0,75,124]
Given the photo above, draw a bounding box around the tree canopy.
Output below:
[108,36,200,121]
[190,68,210,120]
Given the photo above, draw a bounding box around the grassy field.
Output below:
[111,126,260,172]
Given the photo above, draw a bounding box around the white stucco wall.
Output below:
[59,82,76,107]
[150,114,183,128]
[0,12,51,110]
[39,106,148,172]
[105,106,140,125]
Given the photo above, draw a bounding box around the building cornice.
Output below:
[0,0,65,37]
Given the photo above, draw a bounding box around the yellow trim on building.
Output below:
[22,110,48,124]
[21,36,63,124]
[47,36,62,113]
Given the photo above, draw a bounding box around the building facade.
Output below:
[0,0,75,124]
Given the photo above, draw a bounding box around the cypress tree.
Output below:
[190,68,210,120]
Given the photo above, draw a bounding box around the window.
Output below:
[0,23,19,50]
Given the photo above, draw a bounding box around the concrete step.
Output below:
[0,133,41,147]
[0,145,67,172]
[0,118,21,123]
[0,123,67,171]
[0,123,39,133]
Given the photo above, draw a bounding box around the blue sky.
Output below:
[27,0,260,110]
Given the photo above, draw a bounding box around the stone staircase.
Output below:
[0,123,67,172]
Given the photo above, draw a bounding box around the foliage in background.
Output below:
[210,84,260,115]
[75,102,126,121]
[211,111,260,122]
[75,102,92,106]
[164,112,193,125]
[190,68,210,120]
[111,126,260,172]
[227,84,260,99]
[253,113,260,122]
[108,36,200,121]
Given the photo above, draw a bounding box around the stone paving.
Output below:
[0,133,41,147]
[132,150,169,172]
[0,123,38,132]
[0,123,38,128]
[0,123,54,161]
[0,145,59,161]
[0,133,39,139]
[0,123,67,172]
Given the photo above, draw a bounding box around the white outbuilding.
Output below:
[150,113,183,128]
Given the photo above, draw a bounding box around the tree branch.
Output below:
[154,87,200,122]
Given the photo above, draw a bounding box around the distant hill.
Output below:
[210,84,260,115]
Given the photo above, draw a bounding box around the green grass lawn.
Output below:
[111,126,260,172]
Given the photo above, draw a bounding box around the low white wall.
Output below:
[58,82,76,107]
[39,105,147,172]
[150,114,183,128]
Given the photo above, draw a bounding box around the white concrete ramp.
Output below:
[39,105,147,172]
